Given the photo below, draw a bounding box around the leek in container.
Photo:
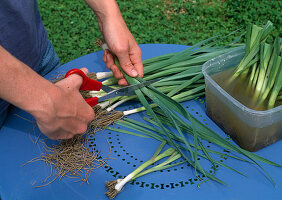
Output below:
[203,21,282,152]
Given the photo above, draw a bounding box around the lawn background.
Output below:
[38,0,281,65]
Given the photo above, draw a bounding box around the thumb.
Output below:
[56,68,89,90]
[79,67,88,75]
[72,67,89,90]
[115,53,138,77]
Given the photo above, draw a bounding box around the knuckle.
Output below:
[110,66,123,79]
[114,72,123,79]
[123,62,134,69]
[106,63,112,70]
[115,46,128,55]
[110,65,116,72]
[118,79,128,86]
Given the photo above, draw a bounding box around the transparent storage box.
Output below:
[202,48,282,152]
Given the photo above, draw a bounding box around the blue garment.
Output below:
[0,0,61,127]
[37,39,60,77]
[0,0,47,71]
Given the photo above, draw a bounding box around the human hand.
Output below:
[85,0,143,85]
[100,16,143,85]
[35,68,95,140]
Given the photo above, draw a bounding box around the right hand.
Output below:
[35,68,95,140]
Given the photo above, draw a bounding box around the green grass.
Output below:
[38,0,281,65]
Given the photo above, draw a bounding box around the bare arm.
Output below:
[0,46,94,139]
[85,0,144,85]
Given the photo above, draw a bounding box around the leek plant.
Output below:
[105,141,184,199]
[230,21,282,110]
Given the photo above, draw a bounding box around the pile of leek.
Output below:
[101,50,281,198]
[82,32,281,198]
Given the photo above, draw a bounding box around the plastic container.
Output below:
[202,47,282,152]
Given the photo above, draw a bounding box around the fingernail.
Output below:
[131,69,138,77]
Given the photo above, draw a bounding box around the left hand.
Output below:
[101,16,143,85]
[85,0,143,85]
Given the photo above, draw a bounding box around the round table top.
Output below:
[0,44,281,200]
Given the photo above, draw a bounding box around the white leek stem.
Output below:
[88,91,106,96]
[99,101,112,109]
[114,174,133,192]
[102,78,118,86]
[101,96,122,109]
[107,96,136,112]
[122,91,201,116]
[115,145,172,192]
[123,107,146,116]
[123,103,159,116]
[96,71,113,79]
[107,99,128,112]
[102,43,109,50]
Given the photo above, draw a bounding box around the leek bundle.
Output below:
[231,21,282,110]
[87,36,243,113]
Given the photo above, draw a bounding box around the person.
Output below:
[0,0,143,140]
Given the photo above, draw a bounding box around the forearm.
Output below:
[85,0,143,84]
[85,0,125,33]
[0,46,57,118]
[85,0,121,20]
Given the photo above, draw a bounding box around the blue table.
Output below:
[0,44,281,200]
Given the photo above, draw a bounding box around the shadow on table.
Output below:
[3,106,59,147]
